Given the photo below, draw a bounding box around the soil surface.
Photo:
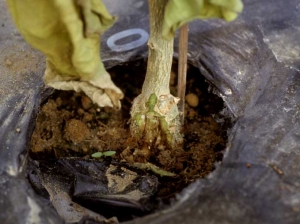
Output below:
[30,60,230,201]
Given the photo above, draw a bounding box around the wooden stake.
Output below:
[177,23,188,124]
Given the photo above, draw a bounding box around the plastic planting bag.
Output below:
[1,0,300,223]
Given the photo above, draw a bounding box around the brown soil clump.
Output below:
[64,119,90,143]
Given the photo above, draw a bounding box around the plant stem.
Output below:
[130,0,182,150]
[177,24,188,124]
[141,0,173,97]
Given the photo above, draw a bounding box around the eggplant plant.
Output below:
[7,0,243,152]
[130,0,243,152]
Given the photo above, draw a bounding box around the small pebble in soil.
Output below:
[83,113,93,122]
[77,108,85,115]
[64,119,90,143]
[81,96,93,110]
[16,128,21,133]
[185,93,199,107]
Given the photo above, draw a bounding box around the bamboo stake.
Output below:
[177,23,188,124]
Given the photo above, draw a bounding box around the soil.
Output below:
[30,60,230,207]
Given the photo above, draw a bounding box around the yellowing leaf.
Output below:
[7,0,123,108]
[162,0,244,39]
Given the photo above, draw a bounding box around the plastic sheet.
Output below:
[27,158,158,222]
[1,0,300,223]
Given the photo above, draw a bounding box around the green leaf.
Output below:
[91,152,103,158]
[162,0,244,39]
[103,151,116,157]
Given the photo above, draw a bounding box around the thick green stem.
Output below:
[130,0,182,152]
[142,0,173,96]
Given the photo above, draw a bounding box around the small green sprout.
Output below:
[103,151,116,157]
[91,150,116,158]
[91,152,103,158]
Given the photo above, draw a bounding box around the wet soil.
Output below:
[30,60,230,201]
